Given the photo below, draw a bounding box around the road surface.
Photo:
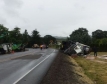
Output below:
[0,48,58,84]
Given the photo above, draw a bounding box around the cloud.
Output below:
[3,0,23,8]
[0,16,7,25]
[1,0,23,17]
[0,0,107,37]
[0,0,25,29]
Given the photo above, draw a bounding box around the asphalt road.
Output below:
[0,48,58,84]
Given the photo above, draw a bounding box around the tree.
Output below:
[30,29,41,46]
[22,29,29,44]
[9,27,22,43]
[102,31,107,38]
[0,24,9,43]
[92,29,104,39]
[69,28,91,45]
[91,30,107,51]
[43,35,56,45]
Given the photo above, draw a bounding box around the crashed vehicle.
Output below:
[12,43,27,52]
[0,43,27,54]
[0,43,12,54]
[60,41,90,56]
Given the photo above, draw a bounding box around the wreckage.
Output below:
[0,43,27,54]
[60,41,90,56]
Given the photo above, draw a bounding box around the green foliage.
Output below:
[92,30,107,51]
[9,27,23,43]
[91,39,107,52]
[92,30,107,39]
[29,29,41,46]
[92,30,104,39]
[69,28,91,45]
[101,38,107,45]
[69,28,107,51]
[22,29,29,44]
[1,24,107,51]
[0,24,9,43]
[75,56,107,84]
[43,35,56,45]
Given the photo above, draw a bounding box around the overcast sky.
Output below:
[0,0,107,37]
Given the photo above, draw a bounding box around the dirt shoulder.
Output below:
[41,52,94,84]
[86,55,107,63]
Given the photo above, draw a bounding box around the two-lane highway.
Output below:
[0,48,58,84]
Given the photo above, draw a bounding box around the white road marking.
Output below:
[13,49,55,84]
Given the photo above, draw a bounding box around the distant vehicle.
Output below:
[42,45,46,49]
[33,44,39,48]
[39,44,48,49]
[43,45,48,49]
[46,45,48,49]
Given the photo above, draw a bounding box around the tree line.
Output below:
[1,24,107,51]
[69,28,107,51]
[0,24,56,47]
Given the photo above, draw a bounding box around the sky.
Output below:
[0,0,107,37]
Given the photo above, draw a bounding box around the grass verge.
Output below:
[74,54,107,84]
[41,52,94,84]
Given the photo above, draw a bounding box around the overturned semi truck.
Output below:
[0,43,27,54]
[60,41,90,56]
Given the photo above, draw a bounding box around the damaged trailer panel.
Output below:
[61,41,90,56]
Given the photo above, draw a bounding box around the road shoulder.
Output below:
[41,52,94,84]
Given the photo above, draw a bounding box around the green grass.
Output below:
[90,52,107,56]
[49,44,60,49]
[74,54,107,84]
